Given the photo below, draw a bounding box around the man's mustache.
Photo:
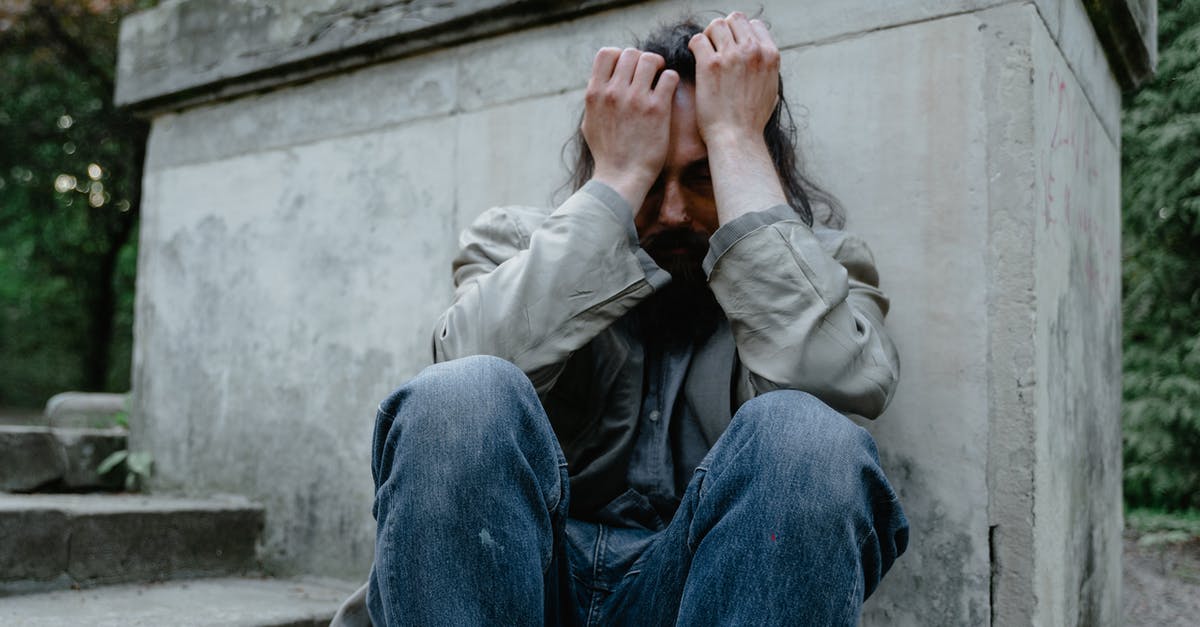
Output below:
[641,229,709,258]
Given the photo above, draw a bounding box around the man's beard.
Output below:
[636,229,725,347]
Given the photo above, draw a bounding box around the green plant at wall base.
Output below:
[108,394,131,428]
[109,409,128,429]
[1120,0,1200,510]
[97,449,152,492]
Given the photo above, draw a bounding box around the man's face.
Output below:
[631,82,724,345]
[634,83,718,274]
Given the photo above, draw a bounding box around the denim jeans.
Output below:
[367,355,908,626]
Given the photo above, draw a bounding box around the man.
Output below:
[337,11,908,627]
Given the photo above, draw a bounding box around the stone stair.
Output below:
[0,425,127,492]
[0,398,357,625]
[0,493,264,593]
[0,577,356,626]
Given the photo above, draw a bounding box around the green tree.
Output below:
[0,0,151,406]
[1121,0,1200,510]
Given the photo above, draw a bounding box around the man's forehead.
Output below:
[667,83,707,166]
[671,81,697,111]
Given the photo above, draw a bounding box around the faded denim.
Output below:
[367,355,908,626]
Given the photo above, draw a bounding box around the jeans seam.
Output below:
[547,462,569,513]
[843,526,875,623]
[585,525,605,627]
[685,430,758,551]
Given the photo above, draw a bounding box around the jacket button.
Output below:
[649,409,662,422]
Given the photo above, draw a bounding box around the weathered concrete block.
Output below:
[0,426,128,492]
[0,426,62,492]
[66,502,263,585]
[145,52,459,170]
[1057,0,1123,142]
[1029,14,1124,626]
[0,494,264,592]
[115,0,636,110]
[779,12,993,624]
[56,428,128,490]
[0,507,70,583]
[44,392,127,429]
[453,89,582,228]
[133,116,458,580]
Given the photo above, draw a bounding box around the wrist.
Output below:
[702,127,768,156]
[590,168,655,209]
[705,133,786,225]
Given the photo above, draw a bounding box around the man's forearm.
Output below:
[706,132,788,225]
[706,219,901,418]
[434,182,670,390]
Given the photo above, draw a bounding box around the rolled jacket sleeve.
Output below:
[433,181,671,391]
[705,206,901,419]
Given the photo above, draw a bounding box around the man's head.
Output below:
[565,17,842,344]
[567,18,842,236]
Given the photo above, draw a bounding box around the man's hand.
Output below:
[689,13,788,225]
[582,47,680,209]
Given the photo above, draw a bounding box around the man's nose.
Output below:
[657,181,690,227]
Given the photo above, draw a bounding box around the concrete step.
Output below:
[0,425,127,492]
[0,494,264,593]
[0,576,359,626]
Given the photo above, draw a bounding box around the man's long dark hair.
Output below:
[562,18,845,229]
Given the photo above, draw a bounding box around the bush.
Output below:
[1121,0,1200,510]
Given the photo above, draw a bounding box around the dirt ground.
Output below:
[1123,532,1200,626]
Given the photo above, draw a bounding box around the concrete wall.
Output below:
[120,0,1148,624]
[1031,13,1124,625]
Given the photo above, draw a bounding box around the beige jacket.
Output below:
[331,180,899,625]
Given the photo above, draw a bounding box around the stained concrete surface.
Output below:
[1030,14,1124,626]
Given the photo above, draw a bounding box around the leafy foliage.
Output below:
[0,1,151,406]
[97,448,153,491]
[1121,0,1200,510]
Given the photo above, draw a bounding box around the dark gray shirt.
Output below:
[593,337,712,531]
